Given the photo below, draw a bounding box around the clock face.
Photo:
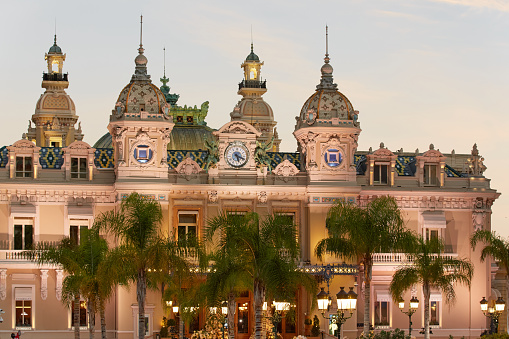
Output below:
[225,142,249,168]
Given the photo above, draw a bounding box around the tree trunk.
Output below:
[100,300,107,339]
[228,291,235,339]
[137,270,147,339]
[363,258,373,336]
[423,283,431,339]
[74,294,81,339]
[179,318,185,339]
[88,299,95,339]
[253,279,265,339]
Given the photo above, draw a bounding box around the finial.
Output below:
[325,25,330,64]
[163,47,166,77]
[160,47,169,88]
[54,18,57,45]
[138,15,144,55]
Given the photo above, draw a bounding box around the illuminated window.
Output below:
[15,156,32,178]
[15,287,32,328]
[237,302,249,333]
[424,164,438,186]
[71,158,87,179]
[430,301,440,326]
[14,220,33,250]
[71,300,87,327]
[374,164,389,185]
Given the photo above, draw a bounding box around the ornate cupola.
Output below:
[293,27,361,183]
[107,16,174,179]
[26,35,84,147]
[230,43,281,151]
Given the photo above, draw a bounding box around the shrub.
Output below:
[311,315,320,337]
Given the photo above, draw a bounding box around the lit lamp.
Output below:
[398,296,419,337]
[266,299,290,339]
[317,287,357,339]
[219,301,228,339]
[480,296,505,334]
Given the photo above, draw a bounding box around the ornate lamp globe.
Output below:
[410,296,419,310]
[496,297,506,312]
[336,287,349,311]
[347,287,358,310]
[480,297,488,312]
[317,287,329,311]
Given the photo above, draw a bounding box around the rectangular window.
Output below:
[177,211,198,242]
[15,287,32,328]
[71,300,87,327]
[275,211,298,244]
[424,164,438,186]
[374,301,390,326]
[71,158,87,179]
[15,157,33,178]
[426,228,440,241]
[14,222,33,250]
[374,164,389,184]
[70,224,88,245]
[430,301,440,326]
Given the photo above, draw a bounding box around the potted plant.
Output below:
[311,315,320,337]
[304,317,312,336]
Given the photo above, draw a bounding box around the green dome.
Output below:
[49,44,62,54]
[246,44,259,61]
[93,125,215,151]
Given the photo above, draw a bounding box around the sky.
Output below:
[1,0,508,237]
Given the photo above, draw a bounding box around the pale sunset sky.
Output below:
[1,0,508,236]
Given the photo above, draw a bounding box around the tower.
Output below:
[293,27,361,183]
[26,35,83,147]
[230,43,281,151]
[107,17,174,179]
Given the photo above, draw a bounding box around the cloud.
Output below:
[373,9,435,24]
[428,0,509,12]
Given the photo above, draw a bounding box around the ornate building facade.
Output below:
[0,27,501,339]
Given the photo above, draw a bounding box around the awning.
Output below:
[422,211,446,229]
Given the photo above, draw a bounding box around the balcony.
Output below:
[238,79,266,90]
[42,73,68,81]
[373,252,458,265]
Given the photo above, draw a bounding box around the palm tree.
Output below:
[390,237,473,339]
[206,211,316,339]
[29,237,84,339]
[471,230,509,275]
[94,192,194,339]
[315,196,416,335]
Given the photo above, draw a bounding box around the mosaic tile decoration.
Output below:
[445,165,462,178]
[311,196,356,204]
[94,148,115,169]
[40,147,64,169]
[267,152,301,170]
[167,150,209,169]
[395,155,417,176]
[0,147,8,168]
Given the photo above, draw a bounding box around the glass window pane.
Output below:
[16,157,23,172]
[14,225,22,250]
[381,165,388,184]
[70,226,78,244]
[71,158,78,173]
[374,164,380,182]
[237,303,249,333]
[179,214,197,224]
[25,157,32,171]
[24,225,33,249]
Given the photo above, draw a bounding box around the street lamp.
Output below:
[268,300,290,339]
[221,301,228,339]
[317,287,357,339]
[398,296,419,337]
[480,296,506,334]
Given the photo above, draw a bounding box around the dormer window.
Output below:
[140,104,145,111]
[71,157,87,179]
[373,163,389,185]
[16,156,33,178]
[423,164,438,186]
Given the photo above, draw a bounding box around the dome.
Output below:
[135,53,148,65]
[49,44,62,54]
[237,98,273,120]
[36,92,76,115]
[321,63,333,74]
[300,89,354,121]
[93,124,215,151]
[116,81,167,115]
[246,51,259,61]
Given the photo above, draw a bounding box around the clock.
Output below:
[225,141,249,168]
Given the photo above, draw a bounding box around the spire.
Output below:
[159,47,180,106]
[316,25,337,91]
[132,15,150,81]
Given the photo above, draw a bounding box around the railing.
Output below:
[238,79,267,90]
[373,252,458,264]
[42,73,68,81]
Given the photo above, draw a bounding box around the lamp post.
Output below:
[267,300,290,339]
[398,296,419,337]
[480,296,506,334]
[317,287,357,339]
[221,301,228,339]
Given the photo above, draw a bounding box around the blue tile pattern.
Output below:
[40,147,64,169]
[94,148,115,169]
[267,152,301,170]
[0,147,8,168]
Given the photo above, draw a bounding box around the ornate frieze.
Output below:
[40,269,49,300]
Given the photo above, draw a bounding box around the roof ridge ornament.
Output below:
[132,15,150,81]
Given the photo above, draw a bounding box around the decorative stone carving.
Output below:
[466,143,487,176]
[272,159,299,177]
[129,130,157,167]
[208,190,218,204]
[56,269,64,301]
[472,211,486,231]
[175,156,202,180]
[257,191,267,204]
[0,269,6,300]
[40,269,49,300]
